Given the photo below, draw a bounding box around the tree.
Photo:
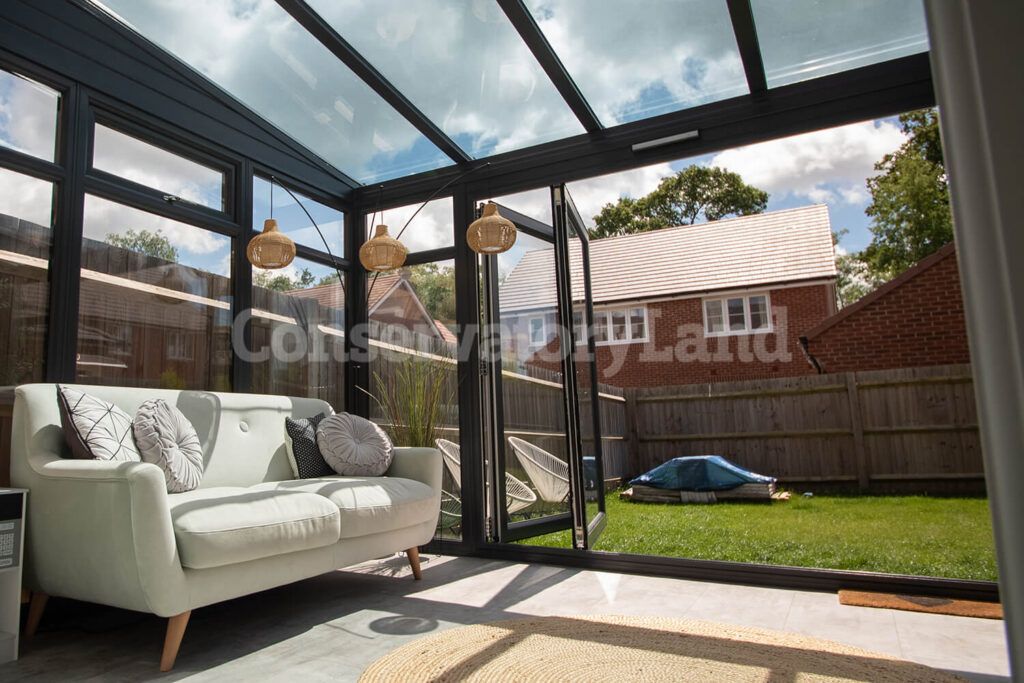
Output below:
[590,166,769,239]
[833,230,879,308]
[861,108,952,280]
[407,263,456,324]
[105,229,178,262]
[254,267,317,292]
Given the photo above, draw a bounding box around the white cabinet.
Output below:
[0,489,26,663]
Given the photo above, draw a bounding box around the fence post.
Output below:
[623,389,642,477]
[846,372,870,491]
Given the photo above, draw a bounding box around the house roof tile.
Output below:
[499,204,837,312]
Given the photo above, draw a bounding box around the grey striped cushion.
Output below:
[57,386,141,462]
[134,399,204,493]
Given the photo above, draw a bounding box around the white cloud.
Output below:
[708,120,906,206]
[0,169,53,227]
[369,197,453,253]
[0,72,59,161]
[83,195,227,257]
[531,0,747,124]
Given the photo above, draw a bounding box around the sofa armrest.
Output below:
[27,460,189,617]
[387,447,442,494]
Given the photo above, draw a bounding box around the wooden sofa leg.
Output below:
[160,611,191,672]
[25,592,48,638]
[406,547,423,580]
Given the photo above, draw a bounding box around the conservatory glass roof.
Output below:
[90,0,929,186]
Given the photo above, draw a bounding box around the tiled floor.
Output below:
[0,554,1010,682]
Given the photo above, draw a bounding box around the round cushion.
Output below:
[316,413,393,477]
[133,399,204,493]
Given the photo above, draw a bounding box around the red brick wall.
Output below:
[804,249,969,373]
[525,283,835,388]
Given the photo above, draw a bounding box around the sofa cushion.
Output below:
[285,413,333,479]
[167,487,341,569]
[57,386,142,462]
[251,477,437,540]
[316,413,393,477]
[134,399,204,493]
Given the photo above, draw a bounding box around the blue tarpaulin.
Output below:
[629,455,775,492]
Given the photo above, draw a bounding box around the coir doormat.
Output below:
[839,590,1002,619]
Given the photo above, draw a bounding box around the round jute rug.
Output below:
[359,615,962,682]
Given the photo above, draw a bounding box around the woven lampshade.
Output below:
[359,224,407,272]
[467,202,517,254]
[246,219,296,270]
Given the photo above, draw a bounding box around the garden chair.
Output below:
[507,437,570,504]
[435,438,537,514]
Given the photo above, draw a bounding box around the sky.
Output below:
[0,1,924,280]
[89,0,927,184]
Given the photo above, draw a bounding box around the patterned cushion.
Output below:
[134,399,204,493]
[316,413,394,477]
[57,386,141,462]
[284,413,334,479]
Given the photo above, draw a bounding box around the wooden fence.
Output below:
[624,364,985,494]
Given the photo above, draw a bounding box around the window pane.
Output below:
[593,312,608,343]
[77,195,232,390]
[255,177,344,257]
[630,307,646,340]
[573,310,585,345]
[308,0,582,157]
[610,310,627,341]
[251,257,345,411]
[0,70,59,161]
[525,0,747,125]
[749,295,769,330]
[366,197,452,252]
[96,0,451,183]
[529,318,544,345]
[92,124,226,211]
[704,300,723,334]
[727,298,746,331]
[752,0,929,88]
[0,168,53,388]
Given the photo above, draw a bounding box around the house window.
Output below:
[583,305,648,346]
[528,316,546,346]
[166,330,195,361]
[704,293,772,336]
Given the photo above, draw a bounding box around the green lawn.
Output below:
[519,494,998,581]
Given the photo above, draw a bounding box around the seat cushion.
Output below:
[168,487,341,569]
[252,477,437,540]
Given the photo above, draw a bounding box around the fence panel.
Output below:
[625,364,984,494]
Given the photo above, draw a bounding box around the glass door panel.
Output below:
[554,186,606,548]
[483,199,572,543]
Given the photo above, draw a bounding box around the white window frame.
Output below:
[578,305,649,346]
[527,315,547,347]
[703,293,772,337]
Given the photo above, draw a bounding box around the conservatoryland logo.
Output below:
[231,306,793,379]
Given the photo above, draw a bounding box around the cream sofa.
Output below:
[10,384,442,671]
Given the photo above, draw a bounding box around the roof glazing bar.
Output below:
[274,0,472,165]
[726,0,769,94]
[496,0,603,133]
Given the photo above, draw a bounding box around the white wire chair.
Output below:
[435,438,537,514]
[438,490,462,534]
[507,437,570,504]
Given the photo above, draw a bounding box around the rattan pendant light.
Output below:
[467,202,517,254]
[359,224,408,272]
[246,177,296,269]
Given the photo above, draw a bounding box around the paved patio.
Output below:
[1,555,1009,681]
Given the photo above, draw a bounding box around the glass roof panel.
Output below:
[93,0,452,184]
[523,0,748,126]
[751,0,929,88]
[305,0,583,158]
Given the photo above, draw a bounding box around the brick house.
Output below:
[801,242,969,373]
[499,204,839,387]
